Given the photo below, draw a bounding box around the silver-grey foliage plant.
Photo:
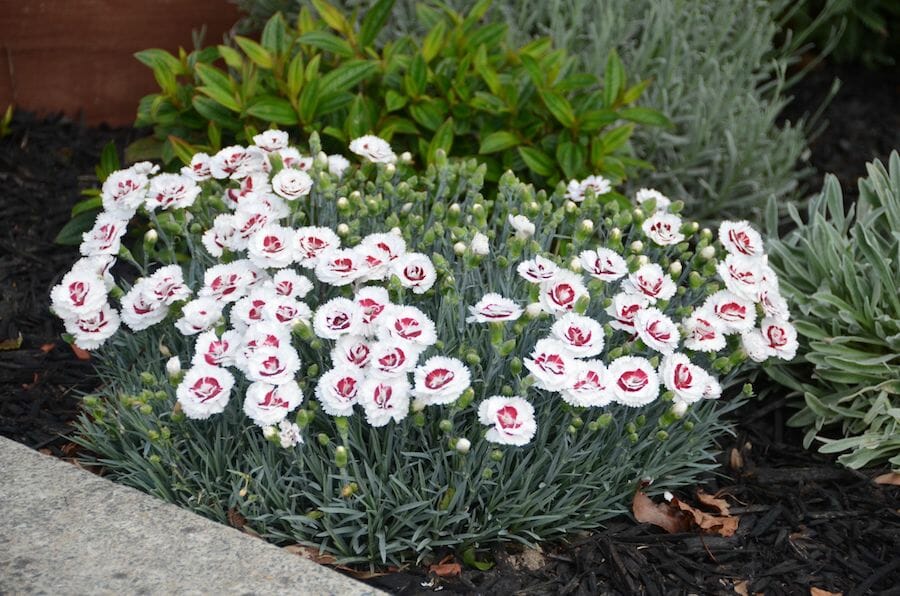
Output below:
[236,0,817,221]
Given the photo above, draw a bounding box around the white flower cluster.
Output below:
[466,193,798,442]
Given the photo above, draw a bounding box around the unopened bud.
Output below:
[580,219,594,232]
[525,303,543,318]
[263,425,277,439]
[564,200,577,213]
[700,246,716,260]
[165,356,181,378]
[449,203,461,215]
[569,258,582,272]
[455,438,471,454]
[630,240,644,253]
[337,223,350,237]
[637,255,649,266]
[453,241,466,255]
[672,400,688,417]
[669,261,683,275]
[385,163,396,175]
[336,196,349,209]
[400,151,412,163]
[143,229,158,246]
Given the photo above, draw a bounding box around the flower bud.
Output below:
[569,258,582,272]
[700,245,716,260]
[336,197,349,210]
[453,241,466,255]
[411,397,427,413]
[482,468,494,480]
[669,261,683,276]
[509,357,522,376]
[564,200,577,213]
[637,255,649,266]
[349,190,361,201]
[457,387,475,409]
[700,227,713,240]
[334,446,348,468]
[525,303,543,319]
[672,400,689,417]
[165,356,182,379]
[629,240,643,254]
[317,433,330,446]
[139,404,153,415]
[449,203,461,216]
[413,412,426,426]
[385,163,396,176]
[609,227,622,241]
[140,371,156,386]
[490,449,504,462]
[295,409,312,428]
[143,229,158,247]
[580,219,594,232]
[498,339,517,356]
[400,151,413,163]
[455,438,471,454]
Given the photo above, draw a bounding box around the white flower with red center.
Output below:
[359,376,411,427]
[181,152,212,181]
[200,262,256,303]
[222,172,270,210]
[312,297,362,339]
[659,353,709,404]
[606,292,650,333]
[276,147,313,171]
[277,420,303,448]
[295,226,341,268]
[760,318,798,360]
[100,168,148,217]
[467,293,523,323]
[360,232,407,263]
[633,307,680,354]
[264,296,311,329]
[517,255,559,284]
[253,130,289,152]
[412,356,471,406]
[331,335,371,369]
[540,270,589,314]
[478,396,537,446]
[210,145,266,179]
[741,329,770,363]
[565,175,612,202]
[202,214,238,258]
[271,168,313,201]
[704,377,723,399]
[682,310,727,352]
[380,306,437,347]
[368,340,422,379]
[354,242,394,281]
[192,330,240,368]
[349,135,397,164]
[635,188,671,211]
[551,313,605,357]
[622,263,677,303]
[642,212,685,246]
[119,284,168,331]
[315,248,368,286]
[50,267,108,319]
[524,338,578,391]
[704,290,756,333]
[243,381,302,427]
[392,252,436,294]
[71,255,116,291]
[579,248,627,282]
[315,368,364,417]
[507,214,535,239]
[235,322,289,373]
[145,173,201,211]
[717,254,764,302]
[176,364,234,420]
[266,269,313,300]
[327,154,350,177]
[560,360,613,407]
[63,302,121,350]
[719,220,763,257]
[353,286,391,336]
[232,288,278,329]
[758,284,790,320]
[175,297,223,335]
[80,212,128,257]
[244,345,301,385]
[232,202,274,247]
[247,225,297,270]
[147,265,191,305]
[608,356,660,407]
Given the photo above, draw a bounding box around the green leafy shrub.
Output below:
[231,0,817,221]
[765,152,900,470]
[56,132,793,566]
[133,0,665,187]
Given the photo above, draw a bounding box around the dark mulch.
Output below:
[0,112,140,452]
[1,58,898,595]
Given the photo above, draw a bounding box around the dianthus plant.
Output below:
[55,130,796,565]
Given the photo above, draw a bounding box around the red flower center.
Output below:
[618,369,648,392]
[425,368,454,390]
[496,405,522,430]
[192,377,222,402]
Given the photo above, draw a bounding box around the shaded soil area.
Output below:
[781,61,900,197]
[0,112,140,451]
[1,58,898,594]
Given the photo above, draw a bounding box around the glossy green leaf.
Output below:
[599,123,635,153]
[246,96,299,125]
[518,146,555,177]
[235,36,273,69]
[192,96,242,130]
[428,117,454,163]
[217,45,244,70]
[167,135,198,165]
[359,0,395,48]
[298,32,354,58]
[298,78,321,123]
[404,54,427,99]
[385,90,407,112]
[479,131,519,154]
[195,63,240,111]
[311,0,350,36]
[409,99,446,131]
[603,49,625,107]
[538,90,575,128]
[71,197,102,218]
[421,19,447,63]
[556,141,586,180]
[96,141,120,181]
[261,13,289,56]
[54,211,97,245]
[287,53,305,99]
[320,60,379,95]
[619,107,672,128]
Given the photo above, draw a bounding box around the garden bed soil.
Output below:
[1,59,898,595]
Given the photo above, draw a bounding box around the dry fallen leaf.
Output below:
[733,580,750,596]
[873,472,900,486]
[430,562,462,577]
[227,507,247,530]
[40,342,56,353]
[730,447,744,471]
[632,490,690,534]
[697,490,731,515]
[673,497,739,537]
[71,344,91,360]
[810,587,842,596]
[283,545,338,565]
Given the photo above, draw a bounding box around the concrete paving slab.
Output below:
[0,436,385,595]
